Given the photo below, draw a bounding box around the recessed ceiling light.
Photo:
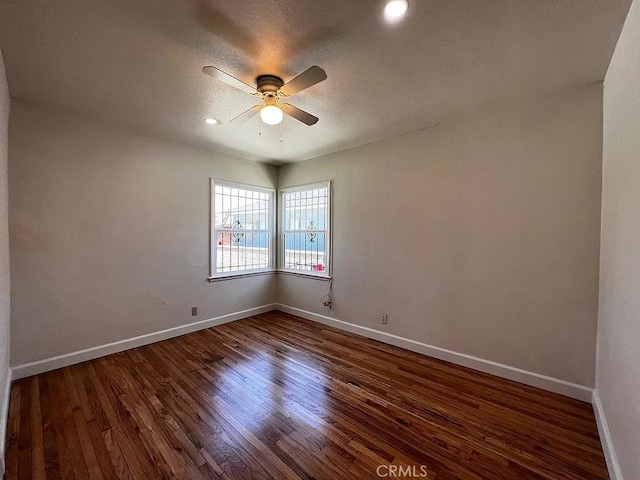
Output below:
[383,0,409,22]
[204,117,220,125]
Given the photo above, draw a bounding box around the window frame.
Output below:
[209,179,276,280]
[278,181,332,279]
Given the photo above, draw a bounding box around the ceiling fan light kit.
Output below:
[384,0,409,22]
[260,105,283,125]
[202,65,326,129]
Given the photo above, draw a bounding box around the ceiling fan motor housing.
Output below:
[256,75,284,94]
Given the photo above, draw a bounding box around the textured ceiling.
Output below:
[0,0,632,163]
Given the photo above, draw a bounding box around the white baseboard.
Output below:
[11,304,277,380]
[592,390,623,480]
[9,302,595,398]
[0,367,11,478]
[274,304,594,402]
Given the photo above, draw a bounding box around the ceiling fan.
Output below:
[202,65,327,126]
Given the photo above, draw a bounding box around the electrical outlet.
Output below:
[191,306,198,316]
[381,314,388,324]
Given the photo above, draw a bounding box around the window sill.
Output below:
[207,270,275,282]
[207,270,332,282]
[276,270,332,281]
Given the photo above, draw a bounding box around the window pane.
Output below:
[283,232,326,272]
[216,232,270,273]
[283,187,328,231]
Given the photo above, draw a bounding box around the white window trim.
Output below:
[278,181,332,279]
[209,179,276,279]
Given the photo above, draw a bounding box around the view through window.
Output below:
[280,182,330,276]
[211,181,274,276]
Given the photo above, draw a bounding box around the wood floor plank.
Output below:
[29,377,47,480]
[17,376,32,480]
[5,382,21,478]
[4,311,609,479]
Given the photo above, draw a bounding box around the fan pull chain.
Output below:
[279,118,283,143]
[258,120,262,136]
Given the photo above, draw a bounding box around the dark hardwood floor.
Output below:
[4,311,607,479]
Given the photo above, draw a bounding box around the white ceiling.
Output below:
[0,0,632,163]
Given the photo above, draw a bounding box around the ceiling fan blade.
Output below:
[281,104,319,126]
[229,105,262,123]
[279,66,327,97]
[202,66,257,95]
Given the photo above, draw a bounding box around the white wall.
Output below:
[278,84,604,388]
[0,46,11,473]
[598,0,640,477]
[9,100,277,366]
